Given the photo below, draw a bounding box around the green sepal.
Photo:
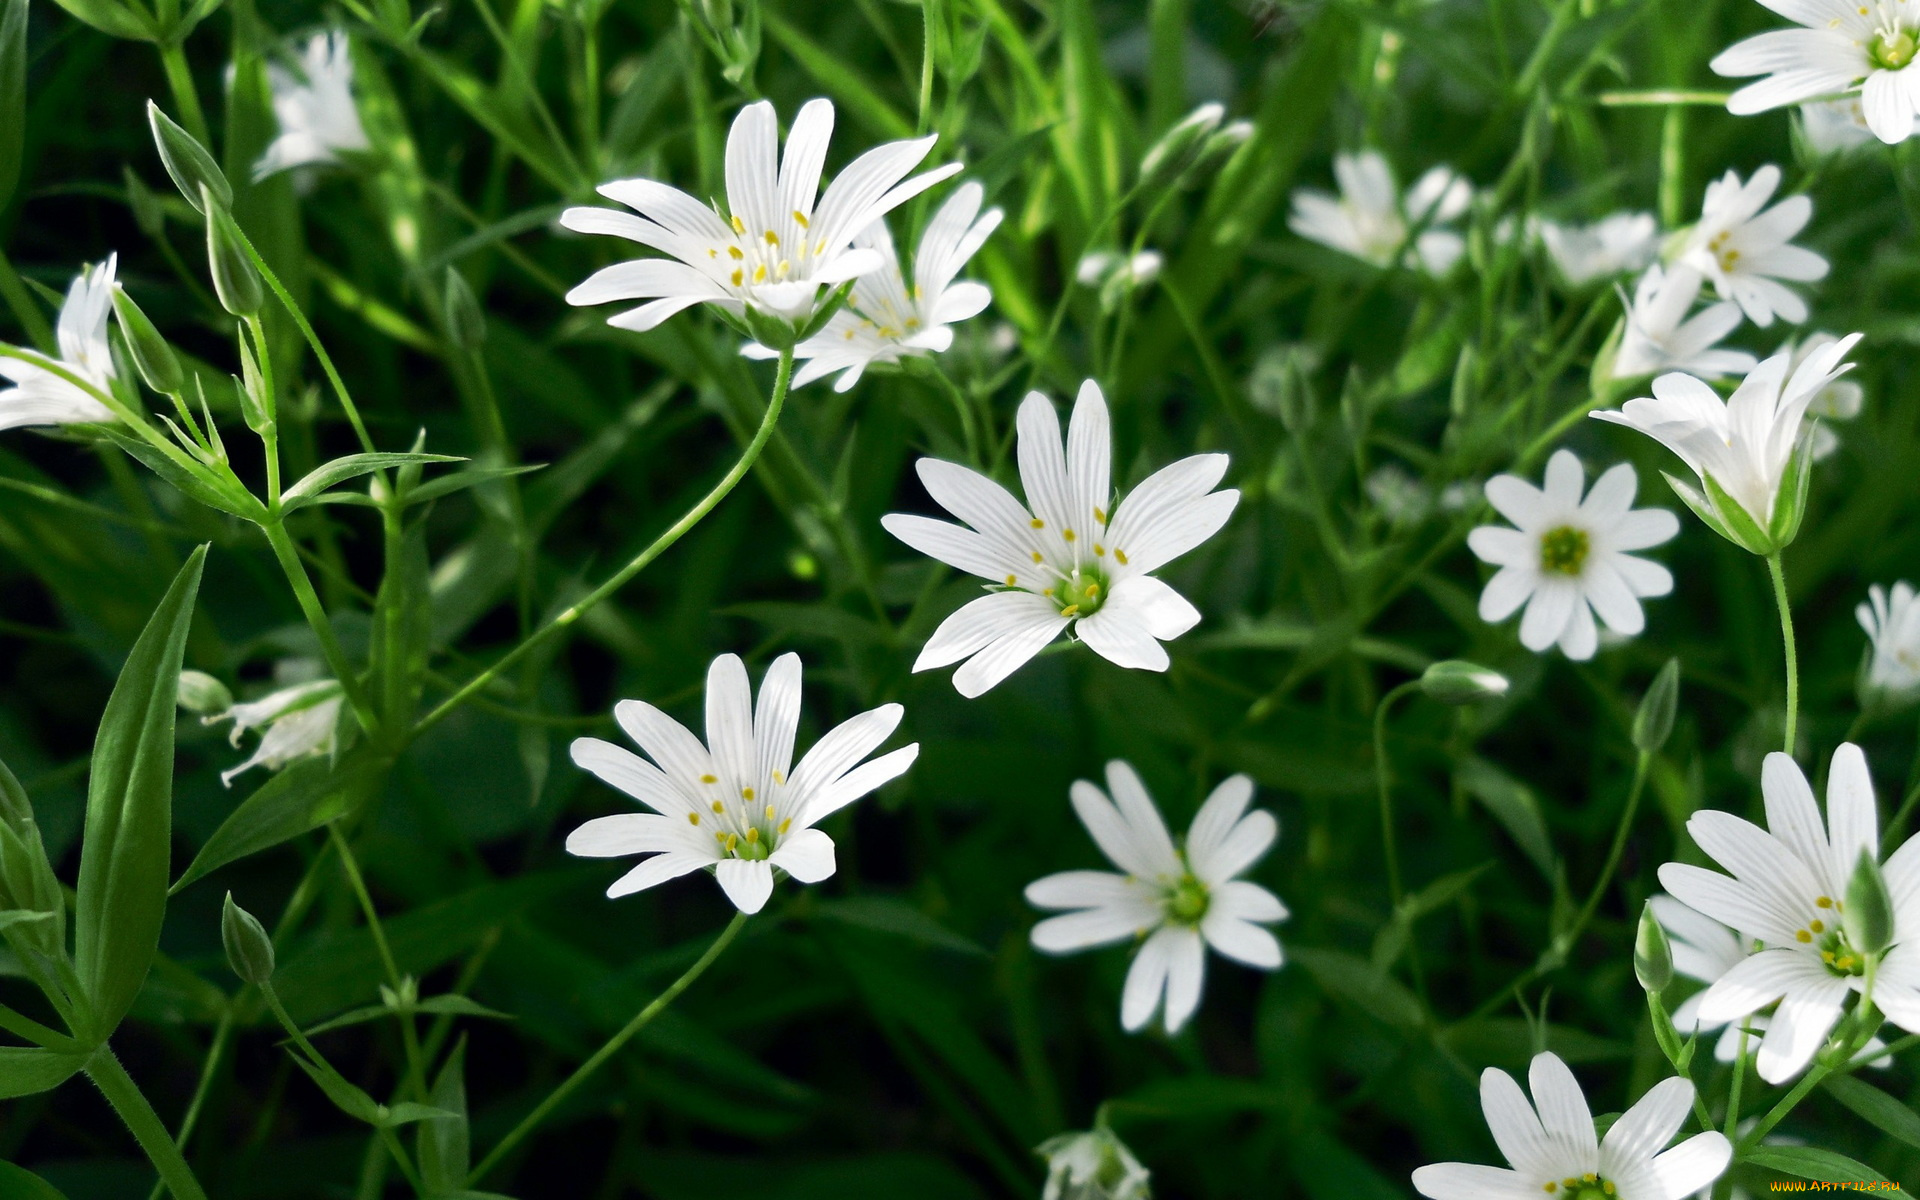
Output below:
[1769,430,1816,550]
[794,277,858,341]
[1631,658,1680,755]
[207,193,264,316]
[1659,471,1737,547]
[109,287,184,395]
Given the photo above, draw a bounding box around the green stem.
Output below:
[411,344,794,743]
[1724,1018,1753,1149]
[245,316,283,506]
[1739,1061,1829,1153]
[86,1046,211,1200]
[143,1011,234,1200]
[157,42,212,148]
[1372,681,1422,912]
[467,911,750,1186]
[1566,752,1652,955]
[326,826,429,1099]
[1767,552,1799,757]
[260,519,380,734]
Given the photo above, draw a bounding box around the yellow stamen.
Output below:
[746,827,760,843]
[688,812,700,825]
[773,770,785,785]
[1094,506,1107,524]
[1115,549,1130,565]
[1030,551,1043,563]
[1005,574,1017,586]
[753,264,767,283]
[1030,518,1044,529]
[1086,583,1101,598]
[701,773,717,784]
[778,818,792,833]
[1094,544,1106,556]
[1796,929,1814,943]
[792,209,811,228]
[743,787,756,801]
[728,245,743,260]
[765,804,776,820]
[1060,604,1080,617]
[731,268,744,286]
[764,230,779,246]
[730,215,745,234]
[711,801,725,814]
[1818,896,1834,908]
[1063,528,1077,542]
[1810,919,1825,933]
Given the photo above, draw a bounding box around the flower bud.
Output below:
[442,267,487,351]
[1845,850,1894,960]
[1634,901,1674,994]
[148,100,232,216]
[1037,1126,1152,1200]
[1632,659,1681,755]
[110,286,184,395]
[1418,660,1509,705]
[222,892,276,985]
[1139,102,1224,190]
[206,194,263,317]
[176,669,233,715]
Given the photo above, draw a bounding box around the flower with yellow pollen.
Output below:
[1411,1052,1730,1200]
[566,653,919,914]
[1674,165,1827,328]
[882,381,1239,697]
[1713,0,1920,144]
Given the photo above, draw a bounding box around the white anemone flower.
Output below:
[561,99,962,332]
[881,381,1238,697]
[1467,450,1679,661]
[254,31,369,180]
[1800,96,1883,153]
[1676,166,1827,327]
[206,678,344,787]
[1657,743,1920,1083]
[1410,1052,1731,1200]
[1538,212,1660,288]
[1711,0,1920,144]
[1594,334,1861,531]
[0,255,119,431]
[1026,764,1285,1035]
[743,182,1001,392]
[1611,265,1756,381]
[1859,582,1920,701]
[567,653,918,915]
[1287,150,1471,275]
[1037,1125,1152,1200]
[1780,331,1864,460]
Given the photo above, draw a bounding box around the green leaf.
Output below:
[1821,1073,1920,1152]
[0,0,25,214]
[1292,947,1424,1030]
[1743,1144,1890,1184]
[403,463,544,508]
[0,1159,74,1199]
[417,1037,470,1194]
[287,1049,383,1123]
[812,897,988,958]
[1455,757,1556,876]
[301,993,512,1039]
[98,428,262,520]
[171,750,387,893]
[72,546,206,1042]
[0,909,54,931]
[0,1046,87,1098]
[281,452,464,511]
[47,0,154,40]
[380,1101,461,1128]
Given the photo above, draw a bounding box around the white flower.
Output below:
[1800,96,1884,154]
[566,653,918,915]
[1657,743,1920,1083]
[1538,212,1660,287]
[1025,763,1285,1035]
[253,31,369,180]
[743,182,1001,392]
[1594,334,1861,533]
[1712,0,1920,144]
[1287,150,1471,275]
[1410,1051,1731,1200]
[1676,166,1827,327]
[1781,331,1864,460]
[206,677,344,787]
[1466,450,1679,661]
[881,381,1238,697]
[1611,265,1756,381]
[1366,463,1433,527]
[561,99,961,332]
[1075,249,1163,288]
[1859,582,1920,700]
[0,255,118,431]
[1037,1125,1152,1200]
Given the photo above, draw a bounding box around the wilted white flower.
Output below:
[1800,96,1882,154]
[1612,264,1756,381]
[1467,450,1679,661]
[1712,0,1920,144]
[1026,764,1285,1035]
[0,255,119,431]
[1288,150,1471,275]
[1859,582,1920,701]
[1781,331,1864,460]
[1365,463,1432,526]
[567,653,918,915]
[1411,1052,1730,1200]
[1676,166,1827,327]
[743,182,1001,391]
[1075,249,1163,289]
[253,31,369,180]
[1658,743,1920,1083]
[1594,334,1861,534]
[206,676,344,787]
[1537,212,1660,287]
[881,381,1238,697]
[1038,1125,1152,1200]
[561,99,960,332]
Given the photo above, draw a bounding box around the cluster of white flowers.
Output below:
[1287,150,1472,275]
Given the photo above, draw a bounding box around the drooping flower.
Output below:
[1711,0,1920,144]
[253,31,369,180]
[1676,166,1827,327]
[1594,334,1862,537]
[1467,450,1679,661]
[1537,212,1660,288]
[0,255,119,431]
[742,182,1001,392]
[1025,763,1285,1035]
[1859,582,1920,703]
[1800,96,1883,154]
[205,675,345,787]
[1075,249,1165,312]
[1037,1124,1152,1200]
[561,99,961,333]
[1657,743,1920,1083]
[881,381,1238,697]
[1287,150,1471,275]
[1781,331,1864,460]
[567,653,918,915]
[1410,1052,1731,1200]
[1611,265,1756,381]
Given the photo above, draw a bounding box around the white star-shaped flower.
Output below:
[881,381,1238,697]
[1612,264,1757,381]
[1467,450,1679,661]
[1411,1052,1731,1200]
[1860,581,1920,700]
[205,675,344,787]
[1712,0,1920,144]
[561,99,961,333]
[1287,150,1471,275]
[254,31,370,180]
[743,181,1001,391]
[567,653,919,915]
[1658,743,1920,1083]
[1800,96,1886,154]
[1676,166,1827,327]
[1026,763,1286,1035]
[1538,211,1660,288]
[0,255,118,431]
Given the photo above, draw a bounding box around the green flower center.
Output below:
[1046,565,1110,619]
[1538,525,1591,576]
[1544,1173,1616,1199]
[1873,28,1917,70]
[1797,897,1868,977]
[1166,873,1210,924]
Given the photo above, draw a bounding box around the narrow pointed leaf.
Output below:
[172,751,387,893]
[417,1037,471,1192]
[281,452,465,511]
[0,1160,74,1199]
[0,0,26,214]
[0,1046,87,1098]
